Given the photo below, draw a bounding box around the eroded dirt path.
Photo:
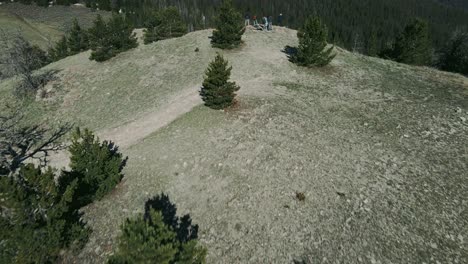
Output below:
[49,86,202,168]
[100,86,202,148]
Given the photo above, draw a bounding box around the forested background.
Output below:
[12,0,468,55]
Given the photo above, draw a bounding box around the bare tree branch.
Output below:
[0,29,51,97]
[0,104,72,176]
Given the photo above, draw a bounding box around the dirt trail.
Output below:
[100,86,202,148]
[49,86,202,168]
[11,12,50,41]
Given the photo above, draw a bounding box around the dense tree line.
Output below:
[14,0,468,55]
[4,0,468,74]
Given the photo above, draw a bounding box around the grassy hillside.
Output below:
[0,3,109,49]
[1,28,467,263]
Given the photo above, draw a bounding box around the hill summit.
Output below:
[1,27,467,263]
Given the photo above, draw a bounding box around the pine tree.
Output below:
[211,0,245,49]
[0,165,90,263]
[367,29,379,57]
[64,128,126,207]
[89,14,113,62]
[68,19,89,55]
[438,30,468,76]
[107,14,138,52]
[144,7,187,44]
[200,53,240,110]
[393,19,432,66]
[88,14,107,49]
[89,14,138,62]
[290,16,335,67]
[108,195,206,263]
[49,35,69,61]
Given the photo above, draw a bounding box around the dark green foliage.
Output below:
[200,53,240,110]
[97,0,112,11]
[108,194,207,264]
[438,30,468,75]
[30,45,51,67]
[144,7,187,44]
[18,0,468,56]
[393,19,432,66]
[88,14,107,50]
[367,29,379,57]
[65,128,126,207]
[0,164,90,263]
[289,16,335,67]
[89,14,138,62]
[35,0,49,6]
[68,19,89,55]
[211,0,245,49]
[49,35,69,61]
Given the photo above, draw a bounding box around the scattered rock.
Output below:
[336,191,346,197]
[295,192,306,202]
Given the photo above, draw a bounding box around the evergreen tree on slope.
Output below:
[108,195,206,263]
[290,16,335,67]
[89,14,138,62]
[68,19,89,55]
[144,7,187,44]
[393,19,432,66]
[49,35,69,61]
[211,0,245,49]
[0,165,90,263]
[438,30,468,76]
[200,53,240,110]
[63,128,126,207]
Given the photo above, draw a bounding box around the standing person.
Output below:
[245,13,250,26]
[278,13,283,27]
[268,15,273,30]
[202,14,206,29]
[263,16,268,31]
[253,15,258,26]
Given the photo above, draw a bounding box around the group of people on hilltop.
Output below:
[244,13,283,31]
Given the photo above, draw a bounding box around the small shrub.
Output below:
[14,69,58,98]
[200,53,240,110]
[64,128,127,207]
[108,194,207,263]
[295,192,306,202]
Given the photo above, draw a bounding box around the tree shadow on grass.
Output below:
[144,193,199,243]
[282,45,298,62]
